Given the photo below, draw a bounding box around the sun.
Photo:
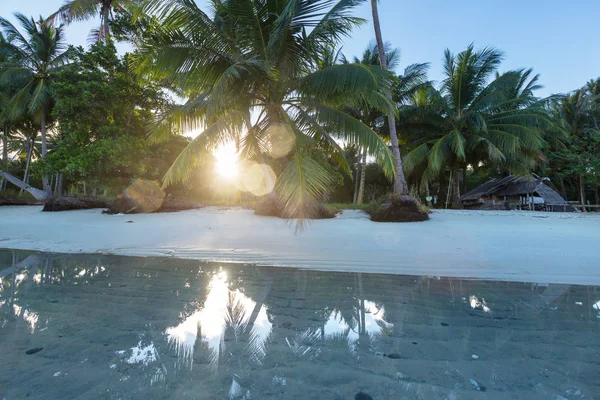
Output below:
[213,143,239,179]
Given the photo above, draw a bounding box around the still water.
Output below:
[0,249,598,399]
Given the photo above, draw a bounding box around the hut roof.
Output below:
[461,175,568,205]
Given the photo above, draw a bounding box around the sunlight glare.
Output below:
[214,143,239,179]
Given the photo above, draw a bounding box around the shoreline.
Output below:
[2,206,600,285]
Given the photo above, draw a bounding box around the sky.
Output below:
[1,0,599,97]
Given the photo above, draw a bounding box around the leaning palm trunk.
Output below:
[370,0,409,195]
[0,169,51,201]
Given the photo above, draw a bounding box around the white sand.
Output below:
[1,206,599,285]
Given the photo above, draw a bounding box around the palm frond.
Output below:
[312,104,395,178]
[275,148,335,227]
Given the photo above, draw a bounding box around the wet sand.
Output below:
[1,206,599,285]
[0,251,598,399]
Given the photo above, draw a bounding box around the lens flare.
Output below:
[266,123,295,159]
[122,179,165,213]
[238,163,276,196]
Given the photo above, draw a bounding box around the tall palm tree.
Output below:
[370,0,409,195]
[403,45,548,208]
[134,0,396,224]
[49,0,138,42]
[0,14,71,195]
[350,41,429,203]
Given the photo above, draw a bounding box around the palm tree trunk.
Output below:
[462,167,467,195]
[370,0,409,195]
[559,177,567,200]
[19,138,32,195]
[578,175,586,212]
[595,185,599,208]
[40,113,51,193]
[425,183,432,208]
[357,151,367,203]
[353,157,360,204]
[451,167,462,209]
[1,122,8,191]
[0,170,51,201]
[101,4,110,41]
[56,173,63,196]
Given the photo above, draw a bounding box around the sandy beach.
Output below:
[1,206,599,285]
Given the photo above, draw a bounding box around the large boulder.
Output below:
[370,194,429,222]
[104,180,165,214]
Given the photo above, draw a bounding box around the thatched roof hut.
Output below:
[461,175,571,211]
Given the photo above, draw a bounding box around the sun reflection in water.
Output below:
[166,271,272,369]
[469,295,491,313]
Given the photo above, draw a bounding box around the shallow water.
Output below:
[0,250,598,400]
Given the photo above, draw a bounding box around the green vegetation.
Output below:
[0,0,598,219]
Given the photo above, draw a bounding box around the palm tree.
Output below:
[403,45,548,208]
[370,0,409,195]
[49,0,138,41]
[350,41,429,203]
[548,88,600,209]
[0,14,71,196]
[134,0,396,223]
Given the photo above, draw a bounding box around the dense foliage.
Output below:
[0,0,598,212]
[45,42,187,194]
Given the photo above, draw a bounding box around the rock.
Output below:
[412,342,418,345]
[355,392,374,400]
[25,347,43,355]
[104,182,203,214]
[370,194,429,223]
[441,322,449,327]
[104,180,164,214]
[272,375,287,386]
[385,353,402,359]
[281,321,292,328]
[125,220,134,223]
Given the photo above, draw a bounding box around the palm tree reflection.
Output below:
[166,271,273,371]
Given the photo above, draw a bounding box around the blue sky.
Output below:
[1,0,599,97]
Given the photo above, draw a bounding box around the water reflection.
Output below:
[165,271,272,370]
[0,249,599,400]
[319,301,393,351]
